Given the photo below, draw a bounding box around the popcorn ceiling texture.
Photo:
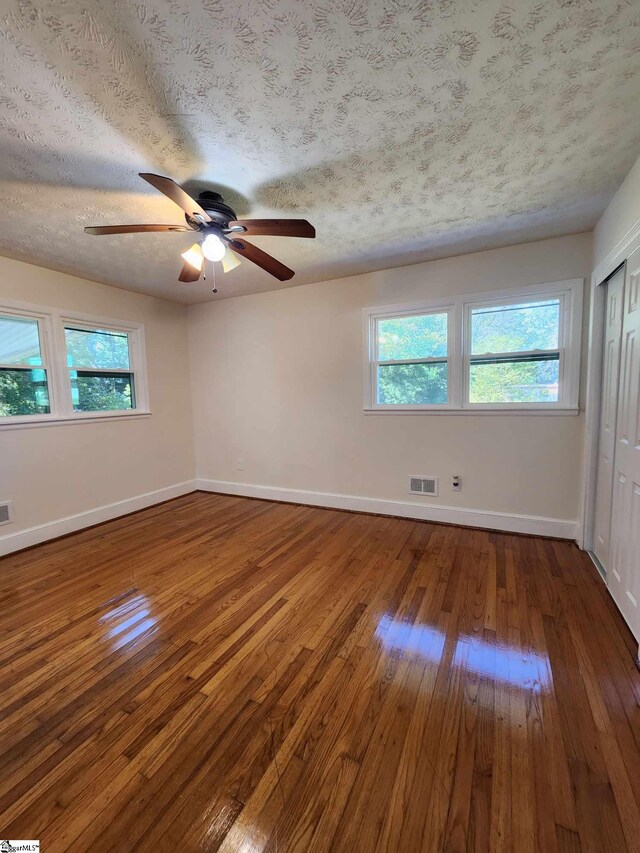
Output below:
[0,0,639,302]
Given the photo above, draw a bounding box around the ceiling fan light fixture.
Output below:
[181,243,204,271]
[201,233,226,262]
[85,174,315,283]
[221,248,241,274]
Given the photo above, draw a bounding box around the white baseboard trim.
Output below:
[0,480,197,557]
[196,479,577,540]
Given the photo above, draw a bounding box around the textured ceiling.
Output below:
[0,0,639,303]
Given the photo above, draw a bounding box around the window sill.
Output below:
[363,407,580,416]
[0,410,151,431]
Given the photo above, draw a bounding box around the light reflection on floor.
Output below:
[378,619,447,664]
[376,618,551,691]
[99,593,158,650]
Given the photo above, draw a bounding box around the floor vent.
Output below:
[0,501,13,526]
[409,476,438,497]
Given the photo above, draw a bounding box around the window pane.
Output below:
[65,327,130,369]
[469,356,559,403]
[0,315,43,365]
[378,313,448,361]
[377,362,447,405]
[70,371,134,412]
[471,300,560,355]
[0,368,50,416]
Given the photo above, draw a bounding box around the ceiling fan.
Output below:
[84,173,315,285]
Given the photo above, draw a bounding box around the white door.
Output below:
[593,267,625,571]
[609,246,640,641]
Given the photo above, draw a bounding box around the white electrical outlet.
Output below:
[236,458,244,471]
[452,475,461,491]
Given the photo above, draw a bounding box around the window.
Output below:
[0,301,149,427]
[0,312,51,418]
[375,311,450,406]
[364,279,582,413]
[467,298,561,405]
[64,325,135,412]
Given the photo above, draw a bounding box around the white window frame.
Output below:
[365,299,459,412]
[0,298,150,429]
[57,315,149,419]
[363,278,583,415]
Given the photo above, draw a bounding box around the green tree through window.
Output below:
[0,368,50,416]
[377,312,448,405]
[469,300,560,404]
[65,326,134,412]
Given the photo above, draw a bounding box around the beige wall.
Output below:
[594,153,640,268]
[0,257,195,543]
[0,231,595,548]
[188,233,592,527]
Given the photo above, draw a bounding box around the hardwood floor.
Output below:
[1,492,640,851]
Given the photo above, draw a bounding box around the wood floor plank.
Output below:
[1,491,639,850]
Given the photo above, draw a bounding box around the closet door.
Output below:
[609,246,640,640]
[594,267,625,571]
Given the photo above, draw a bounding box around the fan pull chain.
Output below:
[211,258,218,294]
[201,258,218,293]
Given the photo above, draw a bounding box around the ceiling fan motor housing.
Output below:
[187,191,237,231]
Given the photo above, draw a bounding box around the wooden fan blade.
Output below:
[228,219,315,238]
[84,224,191,235]
[226,237,294,281]
[221,248,241,274]
[179,261,202,283]
[139,173,211,222]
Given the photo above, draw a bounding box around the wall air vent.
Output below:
[409,477,438,497]
[0,501,12,526]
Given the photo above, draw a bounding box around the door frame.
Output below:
[580,220,640,551]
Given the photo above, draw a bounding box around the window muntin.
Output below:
[467,298,562,405]
[64,326,135,412]
[0,313,50,417]
[374,310,450,406]
[364,280,582,413]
